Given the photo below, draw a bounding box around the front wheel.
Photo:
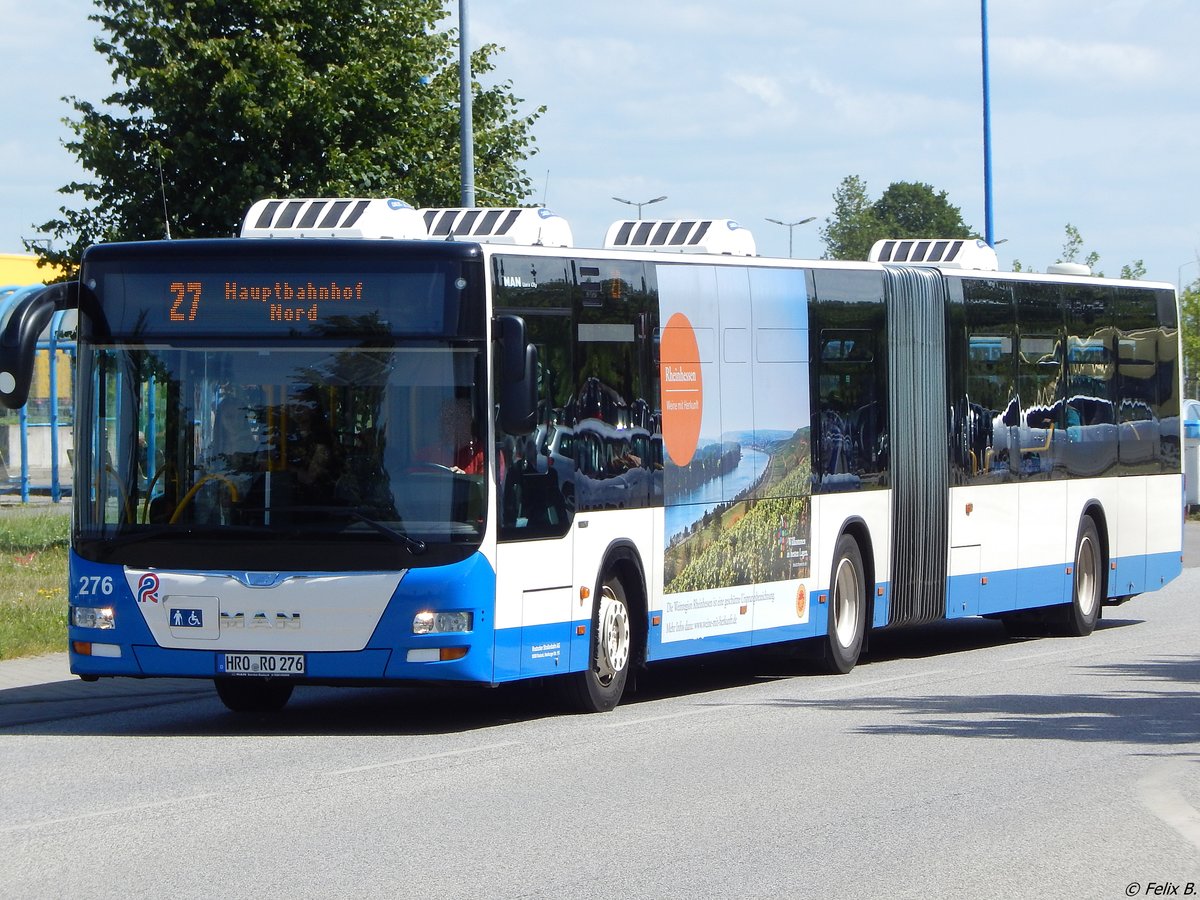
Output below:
[214,677,294,713]
[564,576,632,713]
[819,534,867,674]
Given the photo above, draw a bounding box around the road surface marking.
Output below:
[1138,763,1200,852]
[2,793,217,834]
[327,740,522,775]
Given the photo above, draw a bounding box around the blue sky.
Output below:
[3,0,1198,287]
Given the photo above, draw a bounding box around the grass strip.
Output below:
[0,508,70,660]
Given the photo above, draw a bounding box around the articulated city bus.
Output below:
[0,199,1183,712]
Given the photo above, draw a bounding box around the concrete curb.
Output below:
[0,652,71,691]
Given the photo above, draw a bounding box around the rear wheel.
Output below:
[1055,515,1103,637]
[565,576,632,713]
[214,677,294,713]
[820,534,867,674]
[1001,515,1104,638]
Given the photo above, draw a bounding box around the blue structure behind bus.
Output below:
[0,283,74,502]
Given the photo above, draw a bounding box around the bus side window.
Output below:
[1015,281,1066,479]
[1114,286,1163,474]
[817,329,880,486]
[566,258,657,513]
[809,269,888,494]
[1065,284,1117,478]
[494,311,575,540]
[962,279,1017,482]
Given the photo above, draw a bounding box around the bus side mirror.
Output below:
[494,314,537,435]
[0,282,76,410]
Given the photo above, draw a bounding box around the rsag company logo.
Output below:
[136,573,161,604]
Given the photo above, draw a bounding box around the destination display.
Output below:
[170,277,369,326]
[125,270,452,336]
[83,256,482,339]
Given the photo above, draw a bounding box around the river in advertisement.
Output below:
[665,447,769,542]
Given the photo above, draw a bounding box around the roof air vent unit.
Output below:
[418,207,573,247]
[1045,262,1092,276]
[869,237,998,271]
[241,198,428,239]
[603,219,756,256]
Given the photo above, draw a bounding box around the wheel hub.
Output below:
[595,585,630,685]
[1076,535,1098,617]
[833,557,861,649]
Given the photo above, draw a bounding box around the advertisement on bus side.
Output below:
[657,264,812,642]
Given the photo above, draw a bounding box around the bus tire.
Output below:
[565,575,632,713]
[1055,515,1103,637]
[820,534,867,674]
[214,677,294,713]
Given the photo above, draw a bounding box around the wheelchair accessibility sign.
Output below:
[172,608,204,627]
[164,597,220,640]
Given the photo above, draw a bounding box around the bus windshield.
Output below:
[75,339,488,570]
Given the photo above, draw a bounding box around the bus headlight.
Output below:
[72,606,116,630]
[412,611,473,634]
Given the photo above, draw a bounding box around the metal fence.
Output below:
[0,285,75,503]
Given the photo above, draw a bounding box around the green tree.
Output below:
[819,174,879,261]
[873,181,973,239]
[819,176,973,260]
[29,0,543,272]
[1120,260,1148,281]
[1181,276,1200,391]
[1058,223,1102,272]
[1016,223,1147,279]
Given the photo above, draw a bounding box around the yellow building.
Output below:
[0,253,73,423]
[0,253,63,285]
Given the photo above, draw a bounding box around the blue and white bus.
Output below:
[0,200,1183,712]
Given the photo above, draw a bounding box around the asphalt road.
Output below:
[2,565,1198,899]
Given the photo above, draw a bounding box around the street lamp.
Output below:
[612,195,667,219]
[459,0,475,207]
[765,216,816,258]
[981,0,995,247]
[1180,258,1199,292]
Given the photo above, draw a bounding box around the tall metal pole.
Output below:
[459,0,475,208]
[612,195,667,219]
[981,0,995,246]
[766,216,816,259]
[1180,258,1199,293]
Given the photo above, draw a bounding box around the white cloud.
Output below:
[727,74,786,109]
[996,36,1163,83]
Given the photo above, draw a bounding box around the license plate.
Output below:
[218,653,306,676]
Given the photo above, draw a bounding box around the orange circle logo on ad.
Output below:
[795,584,807,619]
[660,312,703,466]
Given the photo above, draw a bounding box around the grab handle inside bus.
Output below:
[0,281,77,410]
[494,314,537,435]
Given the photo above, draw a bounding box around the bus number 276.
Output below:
[77,575,114,596]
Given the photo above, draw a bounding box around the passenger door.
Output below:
[492,261,578,679]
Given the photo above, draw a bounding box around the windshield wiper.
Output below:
[348,510,428,555]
